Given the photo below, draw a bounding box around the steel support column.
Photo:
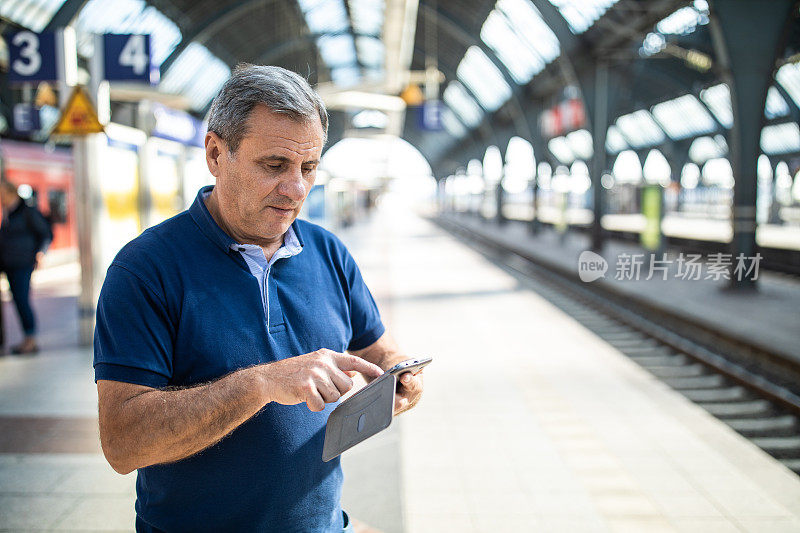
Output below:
[709,0,797,288]
[578,62,617,252]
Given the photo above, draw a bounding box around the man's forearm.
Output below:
[100,366,267,474]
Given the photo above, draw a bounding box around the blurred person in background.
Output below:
[94,65,423,532]
[0,180,52,354]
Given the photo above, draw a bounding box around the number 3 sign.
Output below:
[102,34,158,84]
[8,31,57,83]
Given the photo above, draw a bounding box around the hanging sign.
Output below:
[51,86,105,135]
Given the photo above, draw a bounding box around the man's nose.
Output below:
[278,170,307,201]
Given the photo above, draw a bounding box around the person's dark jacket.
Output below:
[0,199,52,271]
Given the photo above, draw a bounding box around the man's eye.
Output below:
[266,164,281,170]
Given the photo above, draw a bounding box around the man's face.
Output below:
[209,104,324,244]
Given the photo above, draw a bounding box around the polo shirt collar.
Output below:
[189,185,305,255]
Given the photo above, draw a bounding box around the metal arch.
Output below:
[416,3,533,138]
[42,0,88,32]
[526,0,581,55]
[417,4,517,111]
[425,0,588,224]
[41,0,86,32]
[217,34,486,151]
[161,0,289,76]
[772,81,800,122]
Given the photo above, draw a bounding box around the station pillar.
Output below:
[710,0,796,289]
[577,61,616,253]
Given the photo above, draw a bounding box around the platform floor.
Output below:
[1,197,800,532]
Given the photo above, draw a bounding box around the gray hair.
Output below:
[207,64,329,153]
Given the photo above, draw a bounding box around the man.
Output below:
[0,180,52,354]
[94,65,423,532]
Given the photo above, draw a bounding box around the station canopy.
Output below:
[2,0,799,176]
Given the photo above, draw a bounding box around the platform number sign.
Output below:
[7,31,57,83]
[103,34,158,84]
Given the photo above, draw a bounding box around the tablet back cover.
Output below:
[322,372,396,462]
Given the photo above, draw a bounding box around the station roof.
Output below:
[2,0,799,176]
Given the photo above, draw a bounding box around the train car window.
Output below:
[48,189,68,224]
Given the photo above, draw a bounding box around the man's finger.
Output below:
[398,372,422,393]
[394,396,409,414]
[334,354,383,378]
[305,388,326,412]
[329,368,354,395]
[317,378,341,403]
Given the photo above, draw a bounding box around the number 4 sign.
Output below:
[101,34,159,84]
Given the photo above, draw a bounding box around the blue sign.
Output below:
[305,185,326,220]
[151,103,206,147]
[7,31,57,83]
[12,104,41,133]
[418,100,444,131]
[103,34,159,84]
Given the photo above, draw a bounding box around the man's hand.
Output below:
[261,349,384,412]
[394,370,423,415]
[348,333,426,416]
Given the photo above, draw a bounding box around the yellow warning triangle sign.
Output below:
[51,86,105,135]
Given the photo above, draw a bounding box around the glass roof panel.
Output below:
[355,36,384,68]
[316,33,357,68]
[497,0,560,65]
[0,0,65,32]
[615,110,665,148]
[159,42,230,111]
[481,10,544,84]
[776,62,800,110]
[457,46,511,112]
[442,107,468,139]
[606,125,628,153]
[699,83,733,128]
[443,81,483,128]
[651,94,716,140]
[298,0,349,34]
[75,0,182,64]
[765,86,789,119]
[656,1,709,35]
[761,123,800,155]
[547,0,619,34]
[330,66,361,87]
[566,129,593,160]
[548,136,575,165]
[352,109,387,129]
[700,82,791,126]
[349,0,384,36]
[689,135,727,164]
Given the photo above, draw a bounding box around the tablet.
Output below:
[322,371,396,462]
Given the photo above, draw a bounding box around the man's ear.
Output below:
[205,132,228,178]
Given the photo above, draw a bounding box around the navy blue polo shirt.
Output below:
[94,186,385,533]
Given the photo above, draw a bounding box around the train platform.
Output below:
[2,197,800,532]
[439,212,800,365]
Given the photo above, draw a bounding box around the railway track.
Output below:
[434,215,800,476]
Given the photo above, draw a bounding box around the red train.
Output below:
[0,139,76,251]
